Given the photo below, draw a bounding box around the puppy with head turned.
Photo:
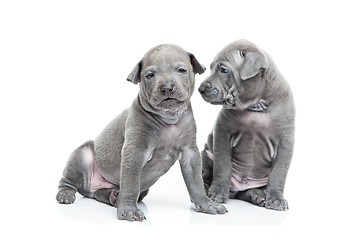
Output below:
[199,39,295,210]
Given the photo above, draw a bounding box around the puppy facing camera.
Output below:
[56,44,227,221]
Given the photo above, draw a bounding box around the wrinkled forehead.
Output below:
[211,49,242,70]
[143,45,190,68]
[211,40,260,69]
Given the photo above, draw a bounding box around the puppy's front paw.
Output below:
[117,206,146,222]
[265,196,288,211]
[56,187,76,204]
[195,199,228,215]
[207,183,229,203]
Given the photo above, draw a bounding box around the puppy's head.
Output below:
[127,44,205,114]
[198,39,268,110]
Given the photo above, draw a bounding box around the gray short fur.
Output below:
[56,44,227,221]
[198,39,295,210]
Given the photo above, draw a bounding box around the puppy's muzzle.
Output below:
[160,83,175,97]
[198,82,219,100]
[157,83,183,107]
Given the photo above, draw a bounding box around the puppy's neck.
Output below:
[246,99,269,112]
[262,63,292,106]
[138,95,188,125]
[239,63,290,111]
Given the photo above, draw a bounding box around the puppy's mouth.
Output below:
[200,93,234,107]
[161,97,180,103]
[158,97,183,108]
[204,99,234,108]
[202,97,223,105]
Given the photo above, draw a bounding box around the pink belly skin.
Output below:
[82,147,117,193]
[230,172,267,191]
[205,149,268,191]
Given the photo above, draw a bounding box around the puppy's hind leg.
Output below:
[233,186,266,207]
[201,147,214,192]
[56,140,96,204]
[94,188,119,207]
[201,133,215,191]
[94,188,149,207]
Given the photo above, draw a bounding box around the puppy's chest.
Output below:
[142,143,182,185]
[237,111,272,130]
[161,125,184,142]
[230,111,277,162]
[149,126,188,163]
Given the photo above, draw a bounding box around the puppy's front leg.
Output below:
[207,122,233,203]
[180,146,227,214]
[265,127,294,211]
[117,142,149,221]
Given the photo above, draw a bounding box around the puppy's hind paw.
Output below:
[249,189,266,207]
[56,187,76,204]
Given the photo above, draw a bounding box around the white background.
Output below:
[1,0,359,239]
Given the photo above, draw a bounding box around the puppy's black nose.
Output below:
[198,82,212,93]
[160,84,175,96]
[198,85,206,93]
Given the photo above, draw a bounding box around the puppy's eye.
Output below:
[240,49,246,58]
[146,73,155,79]
[220,67,229,73]
[178,68,187,74]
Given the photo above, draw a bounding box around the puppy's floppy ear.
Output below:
[240,51,267,80]
[189,53,206,75]
[127,60,143,84]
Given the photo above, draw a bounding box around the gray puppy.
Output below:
[56,44,227,221]
[198,40,295,210]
